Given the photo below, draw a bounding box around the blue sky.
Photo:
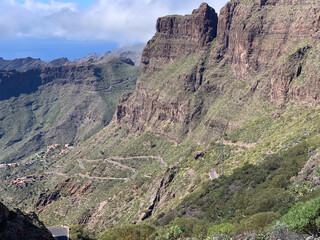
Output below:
[0,0,229,61]
[16,0,94,9]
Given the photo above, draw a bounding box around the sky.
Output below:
[0,0,229,61]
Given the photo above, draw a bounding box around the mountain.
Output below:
[0,43,145,72]
[0,202,54,240]
[1,1,320,239]
[0,57,141,163]
[0,57,70,72]
[72,43,146,66]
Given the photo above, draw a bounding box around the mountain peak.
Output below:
[143,3,218,72]
[192,2,212,14]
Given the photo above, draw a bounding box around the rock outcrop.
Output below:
[115,3,218,139]
[35,178,72,211]
[217,0,320,102]
[0,202,54,240]
[141,3,218,72]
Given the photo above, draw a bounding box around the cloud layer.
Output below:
[0,0,228,43]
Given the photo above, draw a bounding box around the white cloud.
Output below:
[0,0,229,43]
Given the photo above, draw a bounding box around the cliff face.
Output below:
[0,202,54,240]
[0,64,98,101]
[115,0,320,142]
[115,3,219,140]
[217,0,320,102]
[141,3,218,72]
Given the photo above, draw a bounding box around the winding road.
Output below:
[49,226,69,240]
[106,155,167,167]
[46,155,167,182]
[77,159,84,169]
[78,173,130,182]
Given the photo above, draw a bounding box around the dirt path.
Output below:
[83,158,137,173]
[45,171,68,177]
[77,159,84,169]
[108,156,167,167]
[82,155,167,167]
[78,173,129,182]
[46,155,167,182]
[219,139,257,148]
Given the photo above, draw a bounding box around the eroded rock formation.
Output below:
[0,202,54,240]
[141,3,218,72]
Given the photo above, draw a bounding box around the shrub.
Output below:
[207,223,235,236]
[237,212,281,232]
[99,224,155,240]
[282,196,320,236]
[69,225,95,240]
[164,225,186,240]
[169,218,209,238]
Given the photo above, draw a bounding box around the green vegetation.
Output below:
[70,225,96,240]
[0,57,141,163]
[162,139,315,237]
[2,2,320,239]
[99,224,155,240]
[236,212,281,232]
[283,196,320,236]
[208,223,235,236]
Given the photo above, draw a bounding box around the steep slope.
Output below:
[65,0,320,233]
[0,202,54,240]
[2,1,320,239]
[0,57,141,163]
[217,0,320,103]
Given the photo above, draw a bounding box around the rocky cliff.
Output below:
[115,3,219,141]
[141,3,218,72]
[115,0,320,143]
[217,0,320,103]
[0,202,54,240]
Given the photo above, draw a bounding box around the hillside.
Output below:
[0,57,141,163]
[0,202,53,240]
[1,1,320,239]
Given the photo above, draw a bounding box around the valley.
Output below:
[1,0,320,239]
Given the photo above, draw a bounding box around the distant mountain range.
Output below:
[0,57,70,72]
[0,43,145,72]
[72,43,145,66]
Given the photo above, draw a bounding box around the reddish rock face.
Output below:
[216,0,320,102]
[141,3,218,72]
